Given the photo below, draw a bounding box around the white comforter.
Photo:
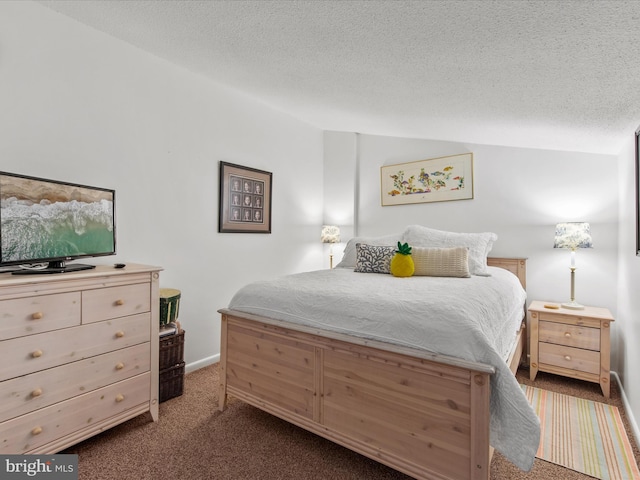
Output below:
[228,266,540,471]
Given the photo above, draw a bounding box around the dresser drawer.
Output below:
[0,292,81,341]
[539,320,600,351]
[0,372,151,454]
[539,342,600,375]
[0,342,151,422]
[0,313,151,382]
[82,283,151,324]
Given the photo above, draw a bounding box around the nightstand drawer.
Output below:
[539,342,600,375]
[539,312,604,328]
[539,320,600,351]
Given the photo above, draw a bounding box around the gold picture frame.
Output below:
[380,153,473,206]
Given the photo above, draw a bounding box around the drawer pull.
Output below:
[115,394,125,403]
[31,426,43,436]
[564,332,572,338]
[115,331,125,338]
[32,350,43,358]
[31,312,44,320]
[564,355,571,361]
[115,362,125,370]
[31,388,43,398]
[115,299,125,306]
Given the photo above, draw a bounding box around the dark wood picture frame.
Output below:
[636,126,640,255]
[219,162,272,233]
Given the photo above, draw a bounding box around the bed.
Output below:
[218,227,540,480]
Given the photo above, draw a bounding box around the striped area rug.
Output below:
[521,385,640,480]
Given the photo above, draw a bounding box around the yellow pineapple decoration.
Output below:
[390,242,415,277]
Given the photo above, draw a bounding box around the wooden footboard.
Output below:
[219,311,493,480]
[218,257,526,480]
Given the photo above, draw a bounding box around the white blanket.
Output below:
[228,266,540,471]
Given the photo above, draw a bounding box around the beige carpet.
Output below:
[63,364,640,479]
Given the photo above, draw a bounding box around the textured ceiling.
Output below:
[37,0,640,155]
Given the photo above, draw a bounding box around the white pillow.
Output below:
[412,246,470,277]
[335,233,402,269]
[402,225,497,276]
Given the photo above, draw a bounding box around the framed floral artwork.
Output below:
[219,162,272,233]
[380,153,473,206]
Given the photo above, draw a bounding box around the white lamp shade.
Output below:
[554,222,593,250]
[321,225,340,243]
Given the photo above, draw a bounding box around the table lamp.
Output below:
[321,225,340,269]
[553,222,592,309]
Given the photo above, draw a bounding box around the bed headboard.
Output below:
[487,257,526,289]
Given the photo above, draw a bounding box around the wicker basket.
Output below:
[159,362,185,403]
[159,330,185,370]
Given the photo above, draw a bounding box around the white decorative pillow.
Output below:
[354,243,395,274]
[412,247,470,277]
[402,225,497,276]
[335,233,401,269]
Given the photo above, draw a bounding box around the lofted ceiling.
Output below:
[37,0,640,155]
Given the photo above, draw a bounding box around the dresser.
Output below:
[528,300,614,397]
[0,264,161,454]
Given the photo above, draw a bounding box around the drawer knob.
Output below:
[564,332,572,338]
[115,362,125,370]
[115,331,125,338]
[31,312,44,320]
[115,394,125,403]
[32,350,43,358]
[31,426,43,436]
[564,355,571,361]
[115,299,125,306]
[31,388,43,398]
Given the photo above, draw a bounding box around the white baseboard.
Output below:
[613,370,640,447]
[185,354,219,374]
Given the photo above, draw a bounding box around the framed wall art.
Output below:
[219,161,272,233]
[380,153,473,206]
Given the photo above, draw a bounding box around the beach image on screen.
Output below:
[0,175,115,263]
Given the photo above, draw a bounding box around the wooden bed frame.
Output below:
[218,258,527,480]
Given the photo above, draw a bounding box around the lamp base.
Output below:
[562,301,585,310]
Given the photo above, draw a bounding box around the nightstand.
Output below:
[528,300,614,397]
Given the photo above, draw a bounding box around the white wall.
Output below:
[0,1,324,368]
[325,131,620,362]
[616,132,640,440]
[322,131,357,268]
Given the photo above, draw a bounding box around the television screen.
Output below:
[0,172,115,272]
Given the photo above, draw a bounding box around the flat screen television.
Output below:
[0,171,116,275]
